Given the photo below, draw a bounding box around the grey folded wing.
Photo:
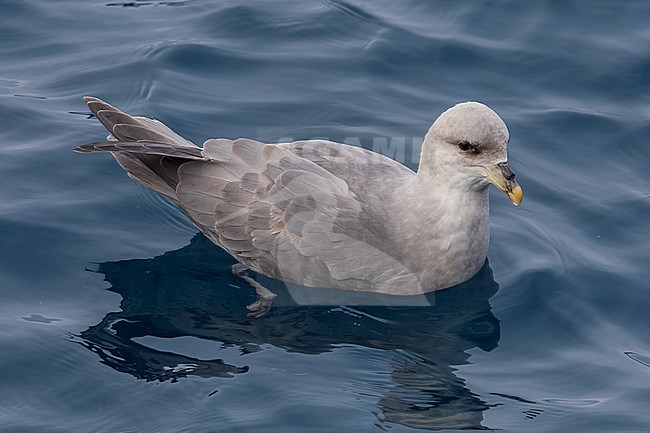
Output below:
[176,138,421,292]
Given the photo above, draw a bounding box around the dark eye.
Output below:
[457,140,471,151]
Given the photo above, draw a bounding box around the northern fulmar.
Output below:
[76,97,522,314]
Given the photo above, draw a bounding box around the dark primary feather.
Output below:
[76,97,202,200]
[76,141,205,159]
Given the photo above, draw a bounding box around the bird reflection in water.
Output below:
[75,234,500,430]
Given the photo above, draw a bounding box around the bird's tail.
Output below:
[75,97,203,201]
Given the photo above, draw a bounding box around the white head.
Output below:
[419,102,522,205]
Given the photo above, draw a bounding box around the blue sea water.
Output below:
[1,0,649,431]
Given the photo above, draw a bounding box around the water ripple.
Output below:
[1,0,649,431]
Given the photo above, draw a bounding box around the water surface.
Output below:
[1,1,649,431]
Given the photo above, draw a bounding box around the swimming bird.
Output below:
[76,97,522,314]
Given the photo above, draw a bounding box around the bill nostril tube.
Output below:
[498,162,515,180]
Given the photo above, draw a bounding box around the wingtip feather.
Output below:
[82,96,100,105]
[74,145,95,153]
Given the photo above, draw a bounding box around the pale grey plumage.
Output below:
[77,97,518,295]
